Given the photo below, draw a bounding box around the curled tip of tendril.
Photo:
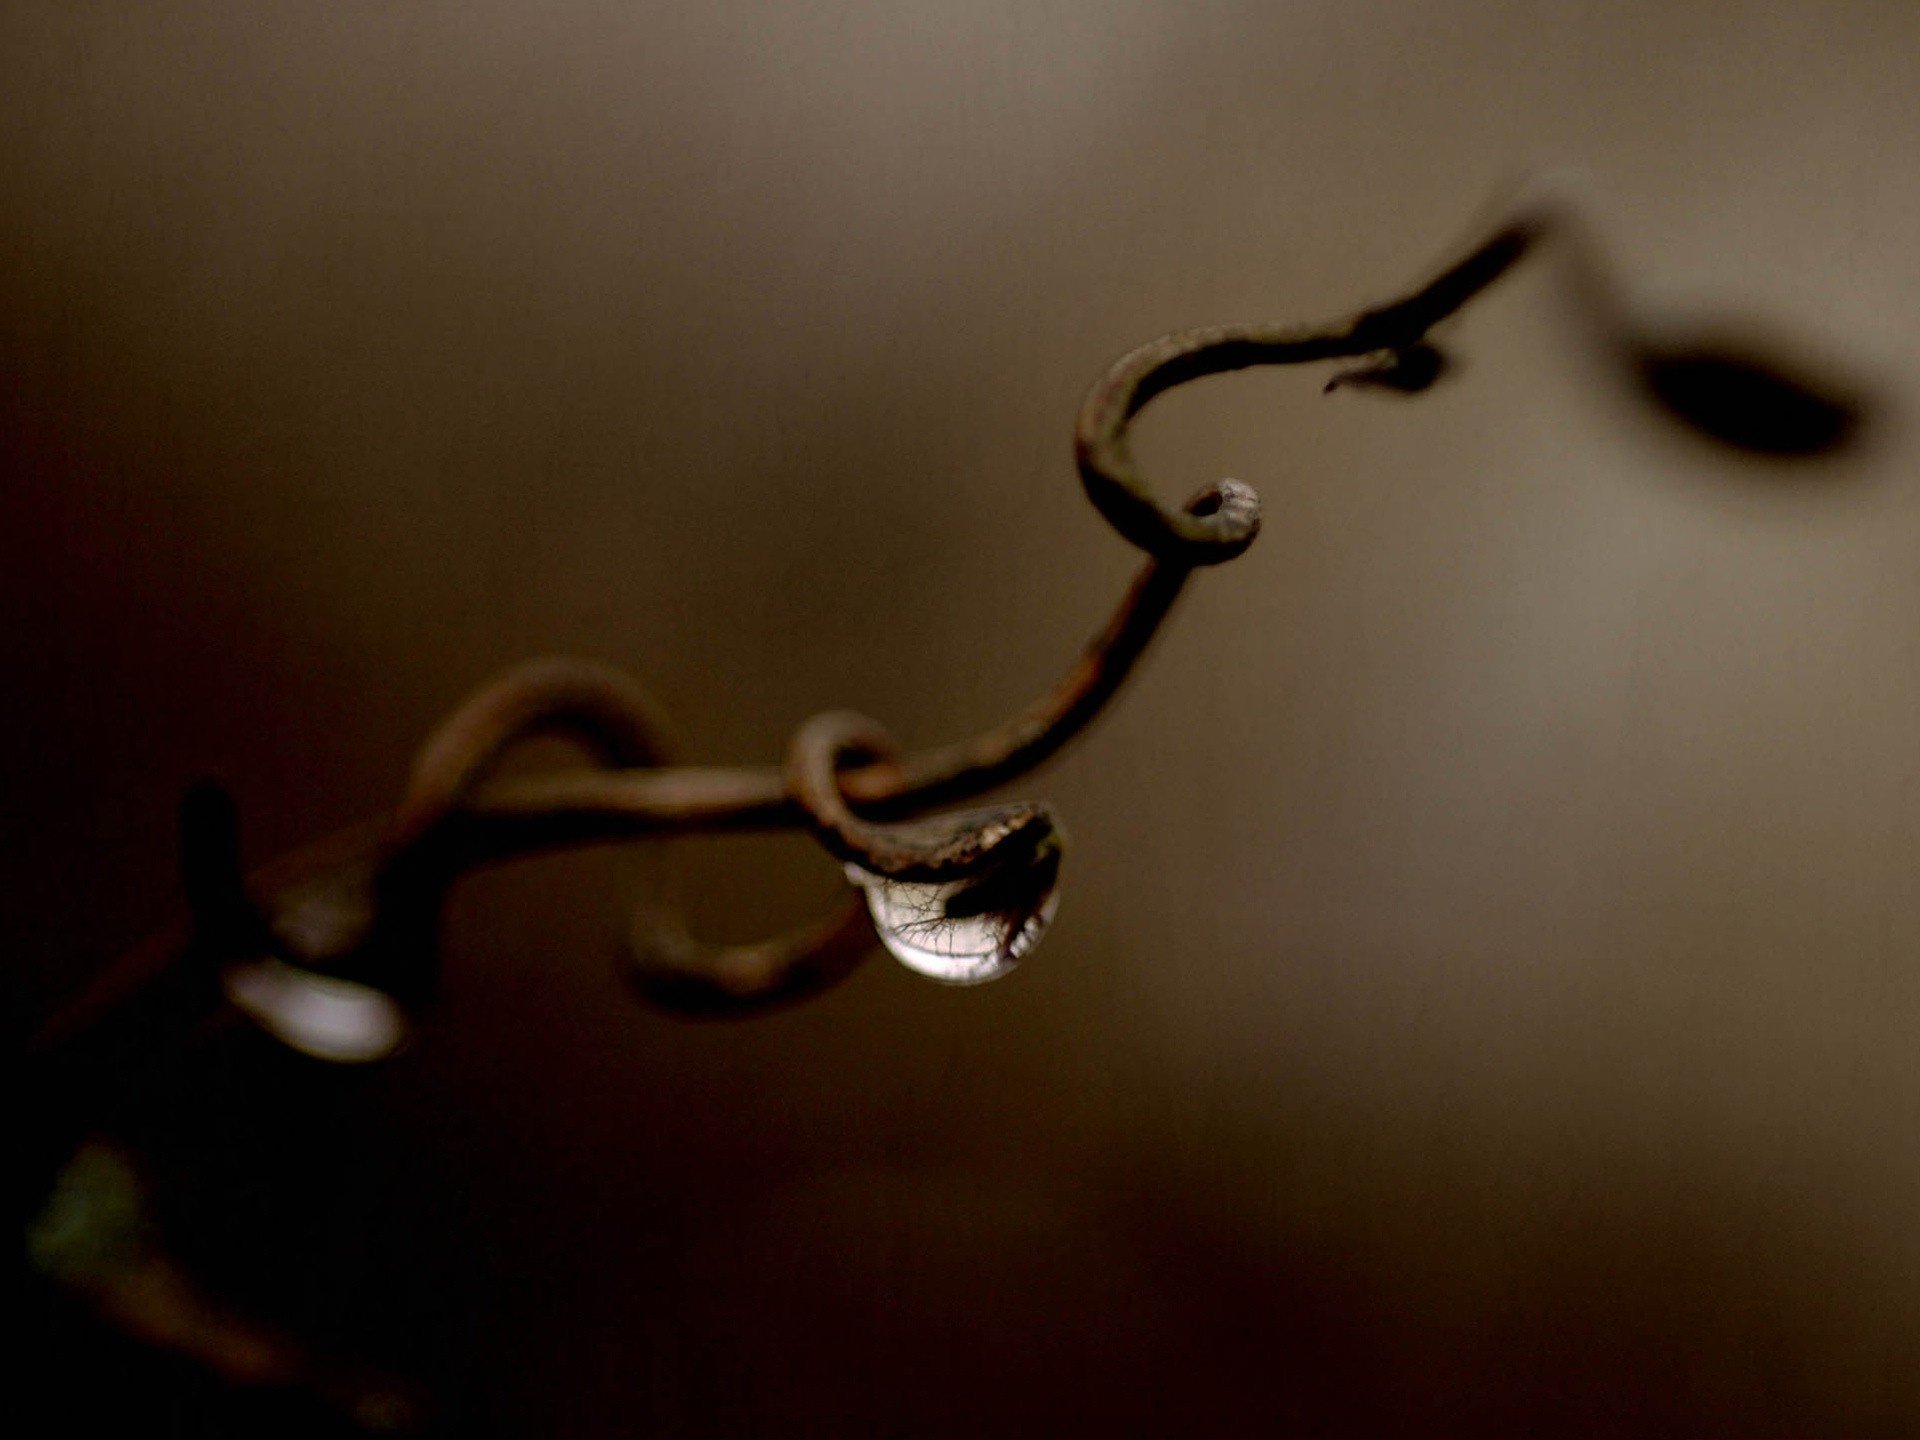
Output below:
[1074,417,1263,569]
[1180,478,1263,551]
[1073,335,1272,568]
[1324,341,1451,396]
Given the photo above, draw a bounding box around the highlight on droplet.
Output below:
[223,957,410,1063]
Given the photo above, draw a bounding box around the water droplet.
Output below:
[224,957,409,1063]
[844,823,1063,986]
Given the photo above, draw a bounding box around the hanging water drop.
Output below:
[223,956,410,1063]
[844,820,1064,985]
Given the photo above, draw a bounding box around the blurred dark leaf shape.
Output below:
[1634,342,1864,457]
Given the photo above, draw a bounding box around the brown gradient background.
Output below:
[8,3,1920,1434]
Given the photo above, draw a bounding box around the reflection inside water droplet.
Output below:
[844,824,1063,986]
[223,957,409,1063]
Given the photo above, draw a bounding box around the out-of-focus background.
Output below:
[8,3,1920,1434]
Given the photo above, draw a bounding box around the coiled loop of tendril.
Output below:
[784,711,1057,884]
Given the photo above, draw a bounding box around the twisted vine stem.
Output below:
[36,191,1861,1046]
[23,192,1870,1429]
